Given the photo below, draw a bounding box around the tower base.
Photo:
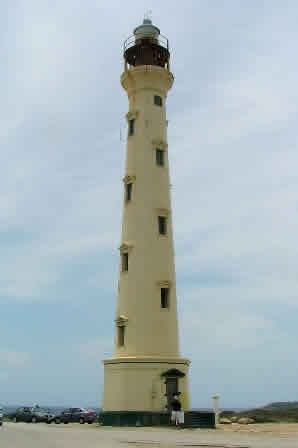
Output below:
[99,410,215,428]
[103,357,190,412]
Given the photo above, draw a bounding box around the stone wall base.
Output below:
[99,410,215,428]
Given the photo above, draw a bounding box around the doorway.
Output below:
[161,368,185,412]
[166,377,178,411]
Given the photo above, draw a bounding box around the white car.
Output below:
[0,406,3,426]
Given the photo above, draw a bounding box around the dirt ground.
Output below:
[2,422,298,448]
[218,422,298,435]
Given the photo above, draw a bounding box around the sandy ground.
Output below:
[1,422,298,448]
[218,422,298,435]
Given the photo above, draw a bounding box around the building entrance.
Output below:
[162,368,185,411]
[166,377,178,411]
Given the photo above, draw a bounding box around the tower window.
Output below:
[158,216,167,235]
[125,183,132,201]
[118,326,125,346]
[156,149,164,166]
[161,288,169,309]
[128,119,135,136]
[154,95,163,106]
[122,253,128,272]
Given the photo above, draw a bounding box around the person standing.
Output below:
[171,393,184,427]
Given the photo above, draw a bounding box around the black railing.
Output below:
[124,33,169,53]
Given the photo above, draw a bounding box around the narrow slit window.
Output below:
[128,119,135,136]
[122,253,128,272]
[156,149,164,166]
[154,95,163,106]
[118,326,125,346]
[125,183,132,201]
[158,216,167,235]
[161,288,169,309]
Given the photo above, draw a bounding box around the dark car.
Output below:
[0,406,3,426]
[51,407,97,424]
[9,406,53,423]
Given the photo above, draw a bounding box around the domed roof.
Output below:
[134,18,160,40]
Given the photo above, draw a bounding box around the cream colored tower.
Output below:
[103,18,190,414]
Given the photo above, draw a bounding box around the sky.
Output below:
[0,0,298,410]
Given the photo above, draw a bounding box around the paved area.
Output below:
[1,422,298,448]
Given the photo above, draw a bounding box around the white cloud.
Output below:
[0,0,298,406]
[77,337,113,362]
[0,349,31,368]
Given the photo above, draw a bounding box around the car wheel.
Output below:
[31,417,37,423]
[13,417,17,423]
[79,418,84,424]
[64,421,69,424]
[55,419,60,424]
[87,421,92,424]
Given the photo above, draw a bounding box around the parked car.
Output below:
[50,407,97,424]
[9,406,53,423]
[0,406,3,426]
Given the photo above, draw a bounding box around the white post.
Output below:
[212,395,220,426]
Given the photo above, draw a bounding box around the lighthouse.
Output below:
[102,18,191,423]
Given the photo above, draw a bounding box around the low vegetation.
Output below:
[220,402,298,423]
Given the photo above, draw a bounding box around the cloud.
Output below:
[0,349,31,369]
[77,337,113,362]
[0,0,298,407]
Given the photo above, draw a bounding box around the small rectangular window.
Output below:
[126,183,132,201]
[118,326,125,346]
[154,95,163,106]
[158,216,167,235]
[122,253,128,272]
[161,288,169,308]
[128,119,135,136]
[156,149,164,166]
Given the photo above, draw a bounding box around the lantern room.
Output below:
[123,18,170,69]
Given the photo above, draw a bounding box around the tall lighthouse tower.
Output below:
[103,18,190,421]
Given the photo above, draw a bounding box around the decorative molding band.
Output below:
[156,208,170,217]
[152,139,168,150]
[103,358,191,366]
[119,242,134,254]
[126,110,139,121]
[157,280,171,288]
[122,175,136,184]
[115,315,128,327]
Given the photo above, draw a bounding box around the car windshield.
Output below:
[31,408,49,413]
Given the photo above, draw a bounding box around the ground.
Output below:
[1,422,298,447]
[218,422,298,435]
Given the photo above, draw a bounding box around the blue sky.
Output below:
[1,0,298,409]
